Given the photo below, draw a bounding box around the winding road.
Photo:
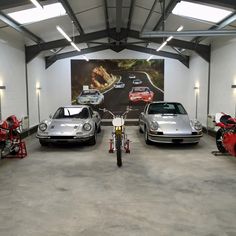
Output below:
[100,71,164,119]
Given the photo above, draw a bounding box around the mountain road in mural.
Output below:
[100,71,164,119]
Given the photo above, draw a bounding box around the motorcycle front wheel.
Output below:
[216,128,227,153]
[116,134,122,167]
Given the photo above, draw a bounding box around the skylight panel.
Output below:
[172,1,232,23]
[8,3,66,24]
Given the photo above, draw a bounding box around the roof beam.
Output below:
[153,0,180,31]
[104,0,110,31]
[26,29,108,63]
[141,0,159,33]
[141,29,236,37]
[127,0,135,30]
[58,0,84,35]
[194,12,236,43]
[185,0,236,9]
[0,11,43,44]
[45,45,110,68]
[126,44,189,67]
[116,0,122,33]
[26,28,210,63]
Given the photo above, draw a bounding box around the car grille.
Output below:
[49,136,75,139]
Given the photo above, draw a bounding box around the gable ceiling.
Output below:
[0,0,236,68]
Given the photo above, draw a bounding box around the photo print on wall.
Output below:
[71,59,164,119]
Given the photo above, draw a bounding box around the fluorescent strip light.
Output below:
[156,41,167,51]
[30,0,43,10]
[71,42,81,52]
[166,36,173,42]
[172,1,232,23]
[56,26,72,42]
[176,25,184,32]
[147,55,153,61]
[83,56,89,61]
[8,3,66,24]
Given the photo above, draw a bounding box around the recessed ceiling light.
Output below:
[172,1,232,23]
[8,2,66,24]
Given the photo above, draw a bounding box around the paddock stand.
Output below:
[1,140,27,159]
[211,151,230,157]
[108,139,131,154]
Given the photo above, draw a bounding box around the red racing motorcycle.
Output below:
[0,115,27,159]
[215,113,236,157]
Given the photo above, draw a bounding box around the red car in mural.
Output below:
[128,87,154,103]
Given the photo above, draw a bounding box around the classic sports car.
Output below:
[77,89,104,105]
[139,102,203,144]
[36,105,101,146]
[114,81,125,88]
[129,87,154,103]
[129,74,136,79]
[133,79,142,85]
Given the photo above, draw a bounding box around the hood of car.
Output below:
[47,119,89,135]
[150,114,192,134]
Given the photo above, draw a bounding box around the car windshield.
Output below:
[147,103,187,115]
[132,87,149,93]
[81,90,99,96]
[53,107,89,119]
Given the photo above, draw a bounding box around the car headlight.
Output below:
[192,120,202,131]
[39,123,47,131]
[83,123,92,131]
[149,121,159,130]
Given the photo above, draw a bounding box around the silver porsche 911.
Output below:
[139,102,203,144]
[36,105,101,146]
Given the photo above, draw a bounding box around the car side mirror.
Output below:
[49,114,52,119]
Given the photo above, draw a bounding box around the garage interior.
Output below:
[0,0,236,235]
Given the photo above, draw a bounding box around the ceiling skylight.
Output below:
[172,1,232,23]
[8,2,66,24]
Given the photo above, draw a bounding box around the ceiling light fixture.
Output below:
[56,26,72,42]
[156,41,167,51]
[30,0,43,10]
[146,25,183,61]
[83,56,89,61]
[172,1,232,23]
[71,42,81,52]
[176,25,184,32]
[147,55,153,61]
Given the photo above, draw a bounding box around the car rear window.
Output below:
[53,107,89,119]
[148,103,187,115]
[81,90,98,95]
[132,87,147,92]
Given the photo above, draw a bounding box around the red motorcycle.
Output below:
[215,112,236,157]
[0,115,27,159]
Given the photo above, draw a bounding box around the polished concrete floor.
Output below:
[0,127,236,236]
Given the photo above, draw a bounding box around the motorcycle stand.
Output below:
[211,151,230,157]
[1,141,27,159]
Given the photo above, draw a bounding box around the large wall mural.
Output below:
[71,59,164,118]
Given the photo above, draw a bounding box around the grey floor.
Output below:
[0,127,236,236]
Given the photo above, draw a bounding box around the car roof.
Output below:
[60,105,90,109]
[148,101,183,105]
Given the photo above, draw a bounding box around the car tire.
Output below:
[97,124,101,133]
[39,140,48,146]
[88,131,97,146]
[216,128,227,153]
[144,126,152,145]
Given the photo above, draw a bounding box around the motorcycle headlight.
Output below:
[149,121,159,130]
[192,120,202,131]
[83,123,92,131]
[39,123,47,132]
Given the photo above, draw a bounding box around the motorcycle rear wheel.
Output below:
[216,128,227,153]
[116,134,122,167]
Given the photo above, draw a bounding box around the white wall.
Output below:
[210,37,236,117]
[0,33,27,121]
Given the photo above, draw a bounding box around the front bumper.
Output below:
[148,132,203,144]
[36,133,94,143]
